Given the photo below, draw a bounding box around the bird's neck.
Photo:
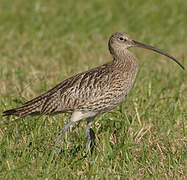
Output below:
[112,49,139,71]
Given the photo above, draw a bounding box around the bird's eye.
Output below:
[119,37,127,41]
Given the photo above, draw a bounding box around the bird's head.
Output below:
[108,32,184,70]
[108,32,133,53]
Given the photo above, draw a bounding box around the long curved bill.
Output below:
[132,40,184,70]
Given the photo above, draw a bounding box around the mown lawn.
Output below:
[0,0,186,179]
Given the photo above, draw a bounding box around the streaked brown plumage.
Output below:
[3,32,184,149]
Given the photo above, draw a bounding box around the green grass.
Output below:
[0,0,186,179]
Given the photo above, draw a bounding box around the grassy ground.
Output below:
[0,0,186,179]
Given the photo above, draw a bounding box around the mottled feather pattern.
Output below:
[3,58,137,119]
[3,32,139,120]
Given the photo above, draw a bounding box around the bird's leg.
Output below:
[84,117,96,153]
[55,121,74,145]
[55,111,85,146]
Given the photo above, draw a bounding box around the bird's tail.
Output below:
[2,94,48,121]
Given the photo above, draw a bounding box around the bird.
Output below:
[3,32,184,151]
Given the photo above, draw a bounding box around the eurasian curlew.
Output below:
[3,32,184,151]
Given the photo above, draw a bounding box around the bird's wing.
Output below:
[40,63,116,114]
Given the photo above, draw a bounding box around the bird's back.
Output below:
[3,53,138,120]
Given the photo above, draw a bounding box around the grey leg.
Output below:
[84,117,96,153]
[84,121,92,138]
[55,111,97,147]
[55,121,74,145]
